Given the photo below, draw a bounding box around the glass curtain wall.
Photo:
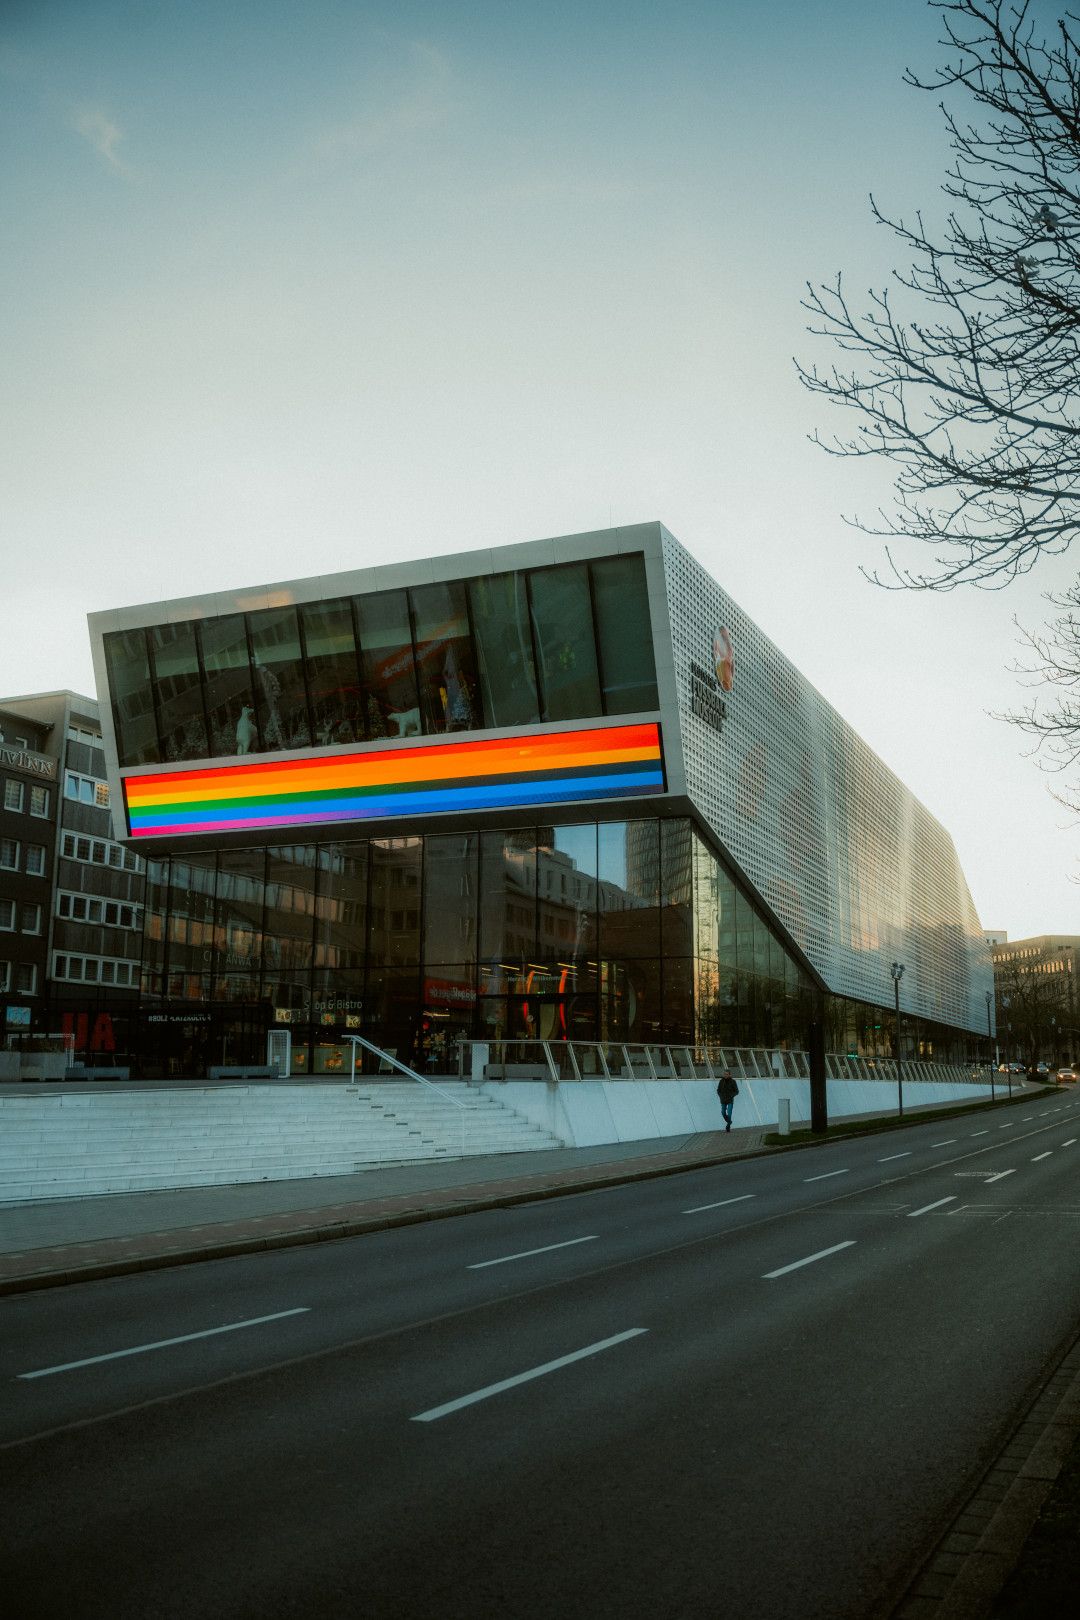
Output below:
[133,816,828,1075]
[105,556,660,767]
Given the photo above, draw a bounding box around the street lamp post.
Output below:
[891,961,905,1118]
[986,990,995,1103]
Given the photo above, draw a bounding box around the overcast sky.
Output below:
[2,0,1076,940]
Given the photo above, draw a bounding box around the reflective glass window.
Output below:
[166,857,216,982]
[142,857,170,979]
[590,555,658,714]
[599,820,659,959]
[468,573,539,728]
[423,833,478,970]
[214,849,266,972]
[661,819,693,958]
[410,581,480,734]
[315,842,368,973]
[528,564,602,721]
[354,590,420,740]
[264,846,317,971]
[478,829,537,976]
[536,824,597,975]
[367,836,421,965]
[104,629,159,766]
[199,615,259,757]
[301,599,365,746]
[248,607,312,752]
[149,623,208,762]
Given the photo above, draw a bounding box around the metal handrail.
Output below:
[457,1038,992,1088]
[346,1035,469,1156]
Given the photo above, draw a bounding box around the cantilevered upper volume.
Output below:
[88,520,991,1039]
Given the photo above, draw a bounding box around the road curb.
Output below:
[890,1328,1080,1619]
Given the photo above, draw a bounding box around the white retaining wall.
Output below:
[479,1076,999,1148]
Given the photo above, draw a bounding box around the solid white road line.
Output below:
[985,1170,1016,1184]
[908,1196,957,1218]
[410,1329,649,1422]
[468,1236,598,1270]
[879,1152,912,1162]
[683,1194,756,1215]
[763,1241,856,1279]
[17,1308,311,1381]
[932,1139,957,1147]
[804,1169,850,1182]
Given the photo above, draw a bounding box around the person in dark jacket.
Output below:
[716,1070,739,1131]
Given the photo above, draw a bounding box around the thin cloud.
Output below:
[309,39,457,161]
[72,104,128,173]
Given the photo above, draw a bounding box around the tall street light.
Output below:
[986,989,995,1103]
[891,961,905,1118]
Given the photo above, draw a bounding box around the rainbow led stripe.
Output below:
[123,722,665,839]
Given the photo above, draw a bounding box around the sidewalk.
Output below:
[0,1124,770,1297]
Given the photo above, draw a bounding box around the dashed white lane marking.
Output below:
[410,1329,649,1422]
[908,1196,958,1218]
[932,1139,957,1147]
[1063,1140,1077,1148]
[17,1308,312,1380]
[998,1123,1013,1129]
[879,1152,912,1162]
[763,1241,856,1279]
[804,1168,850,1182]
[1021,1116,1034,1121]
[1032,1152,1053,1162]
[969,1130,989,1137]
[468,1236,598,1270]
[683,1194,756,1215]
[985,1170,1016,1184]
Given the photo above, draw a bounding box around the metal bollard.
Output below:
[778,1098,791,1136]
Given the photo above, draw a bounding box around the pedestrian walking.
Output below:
[716,1069,739,1131]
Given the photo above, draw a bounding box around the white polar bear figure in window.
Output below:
[235,706,256,755]
[388,707,421,738]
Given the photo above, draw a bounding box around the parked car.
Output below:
[1057,1067,1077,1084]
[1036,1063,1050,1075]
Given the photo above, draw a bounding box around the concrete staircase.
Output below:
[0,1082,565,1203]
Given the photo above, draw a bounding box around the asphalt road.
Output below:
[3,1096,1080,1619]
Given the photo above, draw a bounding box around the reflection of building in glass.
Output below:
[85,523,992,1076]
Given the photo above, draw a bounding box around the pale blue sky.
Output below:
[2,0,1075,937]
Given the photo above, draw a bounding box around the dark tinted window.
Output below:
[591,555,658,713]
[248,607,311,752]
[301,599,364,746]
[410,581,479,734]
[104,629,158,766]
[354,590,419,740]
[469,573,539,727]
[200,614,259,757]
[529,564,602,721]
[149,623,207,762]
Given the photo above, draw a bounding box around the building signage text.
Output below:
[688,661,728,737]
[0,745,56,780]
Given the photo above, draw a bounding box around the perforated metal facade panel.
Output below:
[659,528,990,1035]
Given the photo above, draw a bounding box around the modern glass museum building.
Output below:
[88,523,993,1078]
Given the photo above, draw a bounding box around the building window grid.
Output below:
[3,779,24,813]
[56,890,141,930]
[53,953,138,987]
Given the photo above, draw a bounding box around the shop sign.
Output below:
[146,1012,212,1025]
[4,1005,31,1027]
[424,977,477,1008]
[0,744,56,780]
